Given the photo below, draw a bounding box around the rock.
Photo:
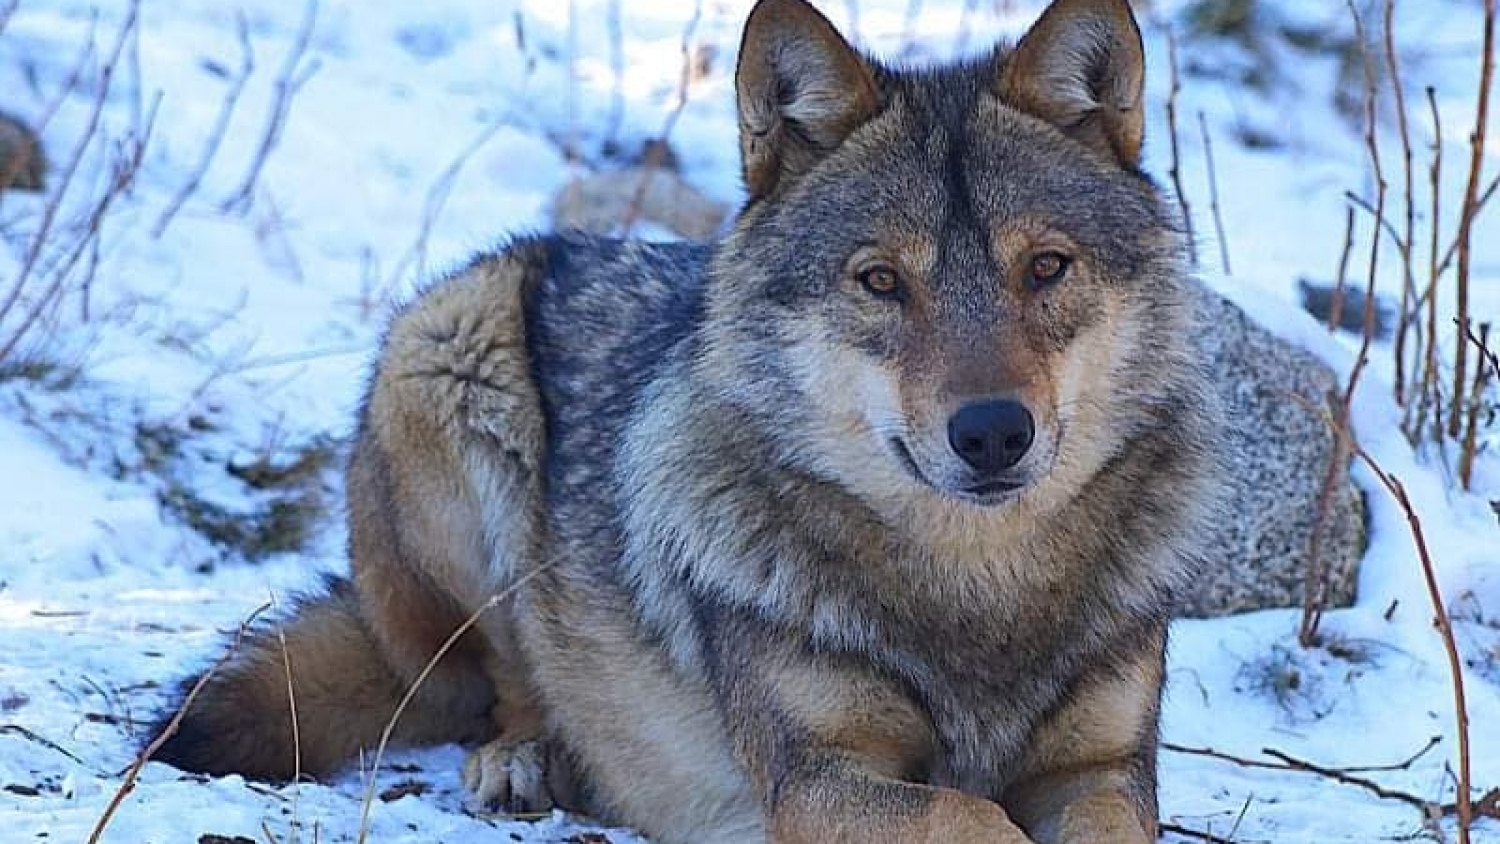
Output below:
[1184,283,1366,617]
[1296,277,1393,339]
[552,165,728,241]
[0,111,46,192]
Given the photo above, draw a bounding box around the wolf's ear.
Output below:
[735,0,881,199]
[997,0,1145,166]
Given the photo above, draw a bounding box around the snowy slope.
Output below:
[0,1,1496,842]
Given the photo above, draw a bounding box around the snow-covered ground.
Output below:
[0,0,1496,842]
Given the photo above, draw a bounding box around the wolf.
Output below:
[153,1,1225,842]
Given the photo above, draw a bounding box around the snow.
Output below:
[0,0,1496,842]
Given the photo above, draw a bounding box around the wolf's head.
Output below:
[703,0,1200,515]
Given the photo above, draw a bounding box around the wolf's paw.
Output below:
[462,738,554,815]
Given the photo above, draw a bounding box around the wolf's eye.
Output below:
[857,264,905,300]
[1028,252,1071,288]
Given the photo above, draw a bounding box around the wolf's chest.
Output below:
[859,585,1101,798]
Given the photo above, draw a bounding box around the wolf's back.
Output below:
[153,577,492,780]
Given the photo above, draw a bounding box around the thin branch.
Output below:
[1449,0,1496,441]
[0,724,87,767]
[1162,24,1197,266]
[153,13,254,237]
[1328,205,1356,333]
[1164,740,1460,825]
[1349,442,1475,841]
[1461,319,1500,382]
[1458,321,1492,488]
[87,602,272,844]
[1305,0,1387,647]
[618,0,703,238]
[1260,748,1437,813]
[1344,734,1444,774]
[0,0,143,366]
[1418,86,1444,443]
[381,117,507,294]
[1161,822,1239,843]
[603,0,624,149]
[1197,111,1231,275]
[1384,0,1416,408]
[221,0,320,213]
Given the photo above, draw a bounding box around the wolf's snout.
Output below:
[947,400,1035,475]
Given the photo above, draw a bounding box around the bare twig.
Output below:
[619,1,703,237]
[604,0,624,149]
[1383,0,1415,408]
[1449,0,1496,442]
[1343,734,1444,774]
[1260,748,1436,814]
[33,12,100,134]
[154,13,254,237]
[1462,319,1500,382]
[953,0,981,54]
[0,0,144,367]
[52,92,160,329]
[1160,822,1238,843]
[1343,190,1402,245]
[1349,443,1475,842]
[1418,86,1444,443]
[0,724,87,767]
[1435,172,1499,279]
[1164,740,1459,825]
[87,602,272,844]
[1458,321,1492,488]
[381,117,507,295]
[900,0,924,51]
[1162,24,1197,266]
[1305,0,1387,648]
[220,0,320,214]
[1196,111,1231,276]
[1328,205,1356,333]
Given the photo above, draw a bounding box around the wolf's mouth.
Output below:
[890,438,932,486]
[889,438,1023,504]
[963,479,1023,497]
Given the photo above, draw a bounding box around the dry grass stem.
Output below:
[354,563,556,844]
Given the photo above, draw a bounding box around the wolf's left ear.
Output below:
[998,0,1145,166]
[735,0,882,199]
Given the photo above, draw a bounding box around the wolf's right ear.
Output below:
[997,0,1146,166]
[735,0,881,199]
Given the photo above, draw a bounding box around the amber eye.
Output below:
[857,264,905,300]
[1028,252,1071,288]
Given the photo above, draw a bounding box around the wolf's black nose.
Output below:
[948,400,1034,474]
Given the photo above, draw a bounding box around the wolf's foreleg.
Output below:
[710,632,1032,843]
[1002,623,1167,844]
